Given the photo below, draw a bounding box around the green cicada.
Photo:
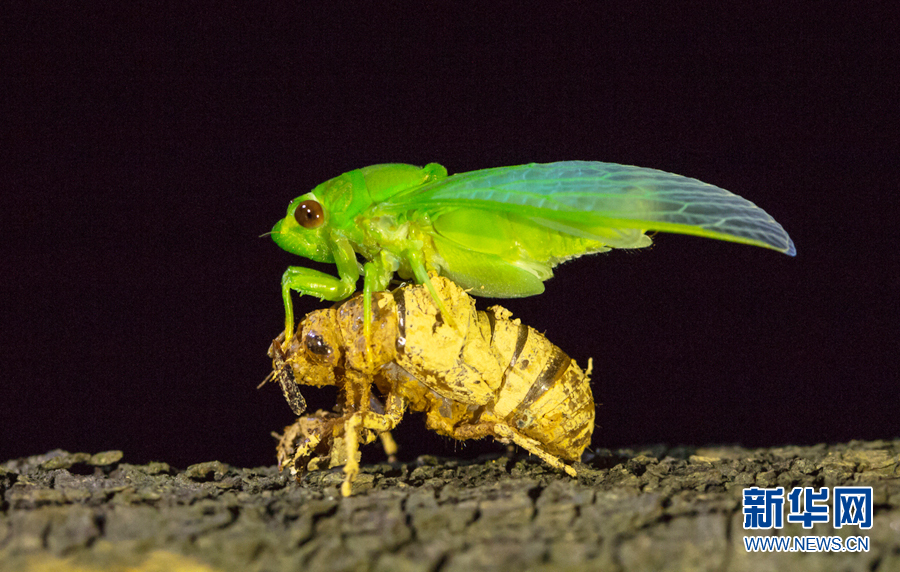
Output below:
[271,161,795,342]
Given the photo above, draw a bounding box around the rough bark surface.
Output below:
[1,441,898,571]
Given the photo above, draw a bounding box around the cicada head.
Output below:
[271,163,449,263]
[275,308,343,388]
[270,191,335,263]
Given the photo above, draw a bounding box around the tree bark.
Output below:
[1,441,898,571]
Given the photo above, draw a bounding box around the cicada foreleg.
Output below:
[264,337,307,415]
[280,235,360,346]
[341,392,408,497]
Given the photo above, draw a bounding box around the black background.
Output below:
[3,4,896,469]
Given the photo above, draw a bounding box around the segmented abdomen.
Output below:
[486,308,594,460]
[382,276,594,461]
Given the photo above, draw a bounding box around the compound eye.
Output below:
[305,330,333,361]
[294,200,325,229]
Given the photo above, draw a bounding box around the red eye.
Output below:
[294,200,325,229]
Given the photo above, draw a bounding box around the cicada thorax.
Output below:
[385,277,503,407]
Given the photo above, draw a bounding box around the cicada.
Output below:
[266,275,594,496]
[271,161,795,342]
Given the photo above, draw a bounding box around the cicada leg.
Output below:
[280,266,356,345]
[437,421,578,478]
[264,336,307,415]
[379,431,398,462]
[405,250,458,331]
[281,235,360,346]
[492,424,578,477]
[341,393,408,496]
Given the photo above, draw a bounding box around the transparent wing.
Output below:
[382,161,795,255]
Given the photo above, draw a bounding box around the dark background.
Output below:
[3,4,896,469]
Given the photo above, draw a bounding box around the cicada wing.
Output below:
[383,161,796,256]
[427,206,630,297]
[429,233,547,297]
